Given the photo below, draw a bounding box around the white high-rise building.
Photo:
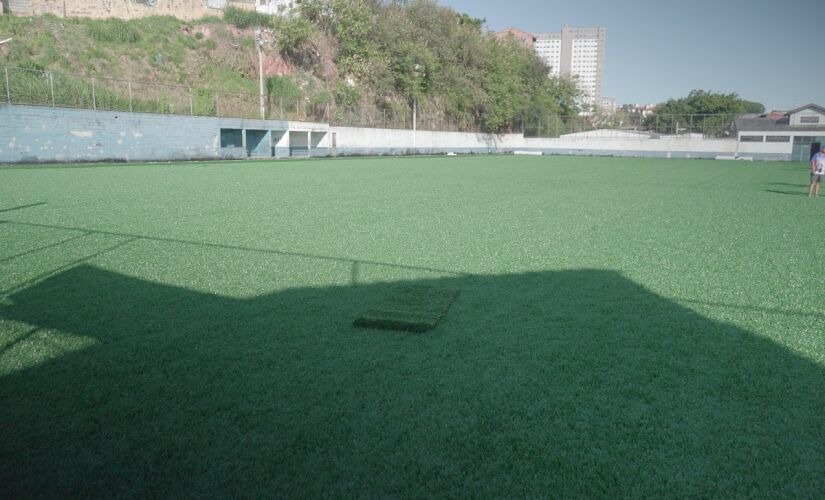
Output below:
[534,33,562,75]
[534,26,606,107]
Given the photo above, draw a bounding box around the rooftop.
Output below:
[735,103,825,132]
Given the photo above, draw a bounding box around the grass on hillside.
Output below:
[1,155,824,497]
[0,14,259,92]
[0,14,333,119]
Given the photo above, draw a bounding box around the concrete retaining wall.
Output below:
[0,105,327,163]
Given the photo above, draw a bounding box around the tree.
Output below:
[645,90,765,136]
[299,0,579,133]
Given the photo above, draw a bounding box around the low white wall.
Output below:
[331,127,502,155]
[332,125,743,159]
[511,136,738,158]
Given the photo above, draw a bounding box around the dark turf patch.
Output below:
[353,285,459,333]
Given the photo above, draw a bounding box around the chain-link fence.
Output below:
[0,65,325,121]
[1,65,739,139]
[515,113,739,139]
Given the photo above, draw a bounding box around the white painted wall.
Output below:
[790,108,825,126]
[736,131,794,156]
[331,127,501,153]
[331,125,744,158]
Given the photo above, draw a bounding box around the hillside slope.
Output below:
[0,1,580,132]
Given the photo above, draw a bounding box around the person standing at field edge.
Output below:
[810,146,825,197]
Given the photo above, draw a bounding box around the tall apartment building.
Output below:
[533,26,606,107]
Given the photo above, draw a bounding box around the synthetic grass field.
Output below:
[1,155,824,497]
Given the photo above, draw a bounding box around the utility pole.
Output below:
[412,63,425,156]
[1,36,13,106]
[255,29,265,120]
[413,97,416,153]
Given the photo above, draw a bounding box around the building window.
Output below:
[800,116,821,124]
[740,135,764,142]
[766,136,790,143]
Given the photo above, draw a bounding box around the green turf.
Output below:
[1,155,824,497]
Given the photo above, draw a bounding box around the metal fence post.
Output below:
[189,87,194,116]
[215,91,220,117]
[91,78,96,110]
[49,72,55,107]
[128,80,133,112]
[4,67,10,104]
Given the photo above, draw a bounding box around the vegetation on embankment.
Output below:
[0,0,581,132]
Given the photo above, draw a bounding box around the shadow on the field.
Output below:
[1,264,824,497]
[764,189,808,196]
[765,182,809,187]
[0,202,46,214]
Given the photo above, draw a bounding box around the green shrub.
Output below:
[333,82,360,107]
[193,87,217,116]
[85,19,140,44]
[272,16,315,57]
[266,75,301,100]
[223,7,271,29]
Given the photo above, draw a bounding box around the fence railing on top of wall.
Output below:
[0,65,481,132]
[1,65,740,139]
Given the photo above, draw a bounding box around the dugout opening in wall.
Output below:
[245,130,269,158]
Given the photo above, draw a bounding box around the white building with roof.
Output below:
[735,103,825,161]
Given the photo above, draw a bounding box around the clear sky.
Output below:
[439,0,824,110]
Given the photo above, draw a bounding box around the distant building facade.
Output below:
[623,103,657,117]
[498,25,606,107]
[534,32,561,75]
[598,97,617,114]
[254,0,300,16]
[494,28,536,48]
[735,103,825,162]
[0,0,298,20]
[540,26,605,107]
